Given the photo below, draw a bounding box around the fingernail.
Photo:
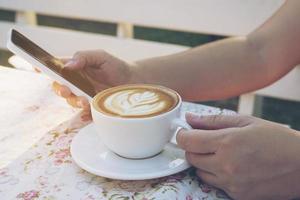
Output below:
[76,100,83,108]
[186,112,198,118]
[186,112,203,122]
[64,59,78,67]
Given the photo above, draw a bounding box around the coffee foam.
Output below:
[94,85,179,118]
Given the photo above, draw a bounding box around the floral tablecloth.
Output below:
[0,67,234,200]
[0,66,77,168]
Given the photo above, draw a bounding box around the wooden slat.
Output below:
[0,0,284,36]
[238,93,255,115]
[0,22,188,61]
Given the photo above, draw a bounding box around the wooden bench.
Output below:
[1,0,298,116]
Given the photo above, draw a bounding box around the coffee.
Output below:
[93,84,179,118]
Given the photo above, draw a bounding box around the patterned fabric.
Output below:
[0,67,77,168]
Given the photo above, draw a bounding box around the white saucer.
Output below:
[70,123,190,180]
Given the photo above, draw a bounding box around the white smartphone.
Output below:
[7,29,94,101]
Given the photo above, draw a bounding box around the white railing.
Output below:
[1,0,298,116]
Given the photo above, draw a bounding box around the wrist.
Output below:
[127,61,147,84]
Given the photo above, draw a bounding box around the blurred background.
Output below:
[0,4,299,130]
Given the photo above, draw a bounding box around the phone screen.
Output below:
[11,29,95,97]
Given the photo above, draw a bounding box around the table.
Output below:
[0,67,233,200]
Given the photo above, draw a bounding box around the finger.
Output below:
[196,169,222,189]
[33,67,41,73]
[52,81,61,96]
[177,128,236,153]
[185,112,252,130]
[186,152,218,174]
[80,109,92,122]
[59,58,70,64]
[77,96,90,109]
[65,50,108,70]
[52,81,72,98]
[66,94,81,108]
[59,85,72,98]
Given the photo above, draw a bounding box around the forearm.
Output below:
[133,0,300,102]
[135,37,268,101]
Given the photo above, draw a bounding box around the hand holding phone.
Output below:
[7,29,95,101]
[7,29,138,107]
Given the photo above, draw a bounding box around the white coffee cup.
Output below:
[91,84,191,159]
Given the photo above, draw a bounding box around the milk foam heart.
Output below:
[104,89,166,117]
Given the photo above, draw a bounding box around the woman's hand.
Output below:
[52,50,141,109]
[177,113,300,200]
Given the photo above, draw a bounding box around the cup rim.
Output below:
[91,84,182,121]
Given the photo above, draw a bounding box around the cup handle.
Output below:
[171,118,192,131]
[167,118,192,149]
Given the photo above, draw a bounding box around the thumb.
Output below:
[64,58,82,70]
[64,50,108,70]
[185,112,252,130]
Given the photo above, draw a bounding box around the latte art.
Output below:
[94,85,179,118]
[104,89,166,117]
